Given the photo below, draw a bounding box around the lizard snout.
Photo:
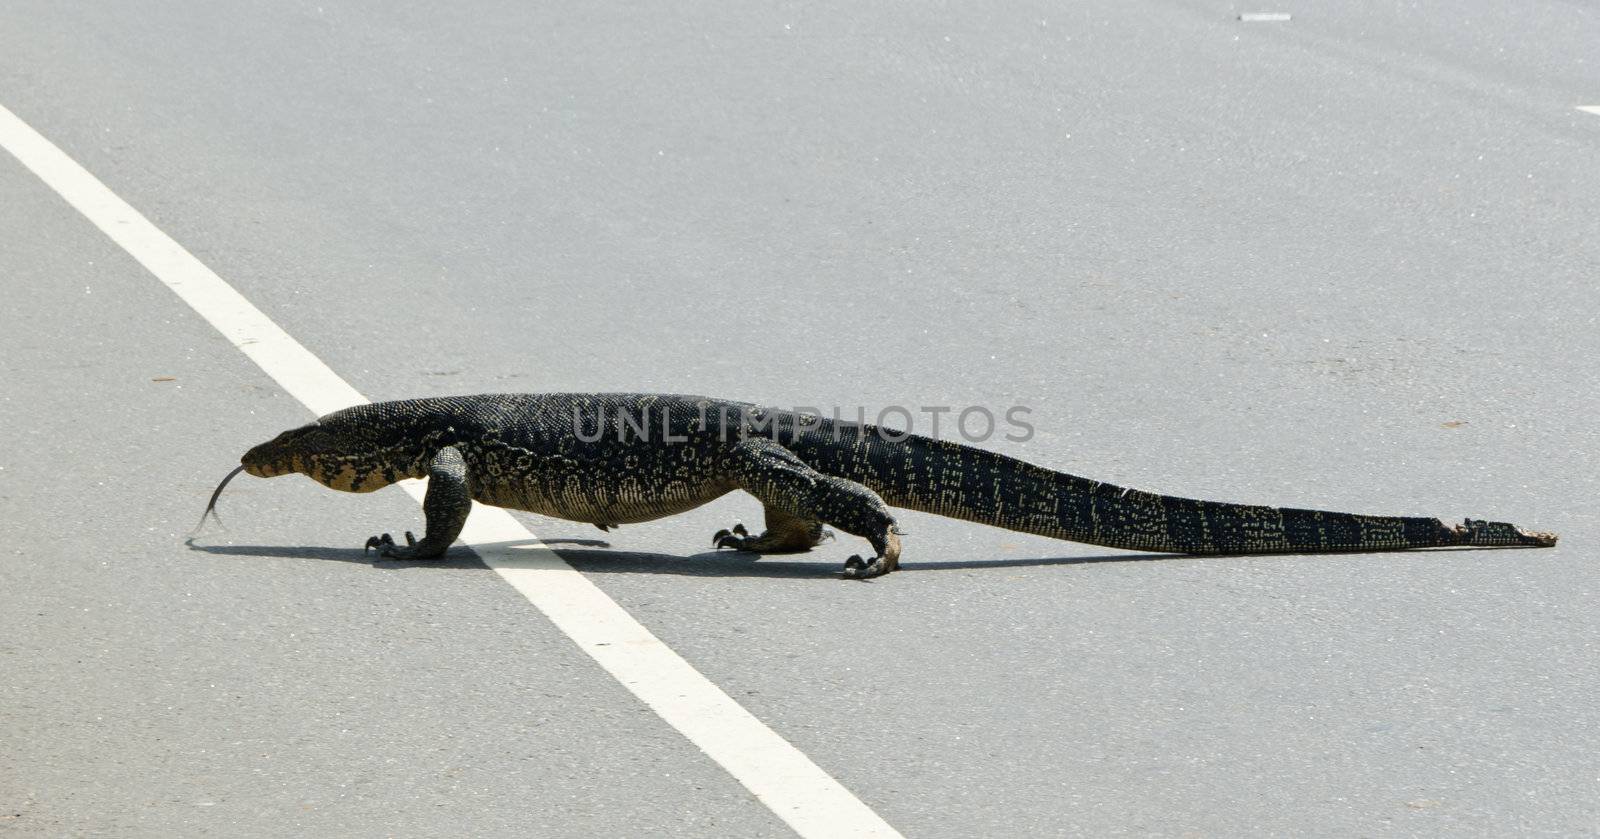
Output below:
[241,423,322,478]
[241,441,294,478]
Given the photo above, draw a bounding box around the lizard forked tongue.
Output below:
[197,464,248,531]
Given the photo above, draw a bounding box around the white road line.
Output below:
[0,100,904,839]
[1578,106,1600,116]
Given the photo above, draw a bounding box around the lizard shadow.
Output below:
[492,546,1501,578]
[183,536,614,570]
[185,535,1188,576]
[563,548,1200,578]
[188,536,1508,578]
[189,529,1520,577]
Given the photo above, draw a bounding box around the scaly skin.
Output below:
[219,393,1558,579]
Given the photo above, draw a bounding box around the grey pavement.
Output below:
[2,1,1598,836]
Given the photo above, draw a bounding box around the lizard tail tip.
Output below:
[1452,518,1558,548]
[1524,529,1559,548]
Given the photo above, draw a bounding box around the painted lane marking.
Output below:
[1578,106,1600,116]
[0,100,903,839]
[1239,12,1292,22]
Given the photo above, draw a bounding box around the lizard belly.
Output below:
[468,453,733,525]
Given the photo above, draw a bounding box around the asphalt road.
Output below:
[3,1,1599,836]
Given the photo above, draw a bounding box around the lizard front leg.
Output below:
[365,446,470,560]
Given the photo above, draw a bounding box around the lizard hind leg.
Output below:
[712,506,834,554]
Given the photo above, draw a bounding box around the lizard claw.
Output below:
[365,533,396,554]
[841,529,901,579]
[712,523,750,549]
[841,554,893,579]
[842,554,887,579]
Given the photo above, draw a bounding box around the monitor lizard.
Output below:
[202,393,1557,578]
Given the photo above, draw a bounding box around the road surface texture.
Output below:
[3,1,1598,836]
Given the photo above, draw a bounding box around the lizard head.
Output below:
[200,401,447,532]
[241,422,341,480]
[240,406,422,492]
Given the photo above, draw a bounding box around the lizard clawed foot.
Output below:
[840,529,902,580]
[363,531,437,560]
[842,553,894,579]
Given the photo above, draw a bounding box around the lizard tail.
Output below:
[794,429,1557,555]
